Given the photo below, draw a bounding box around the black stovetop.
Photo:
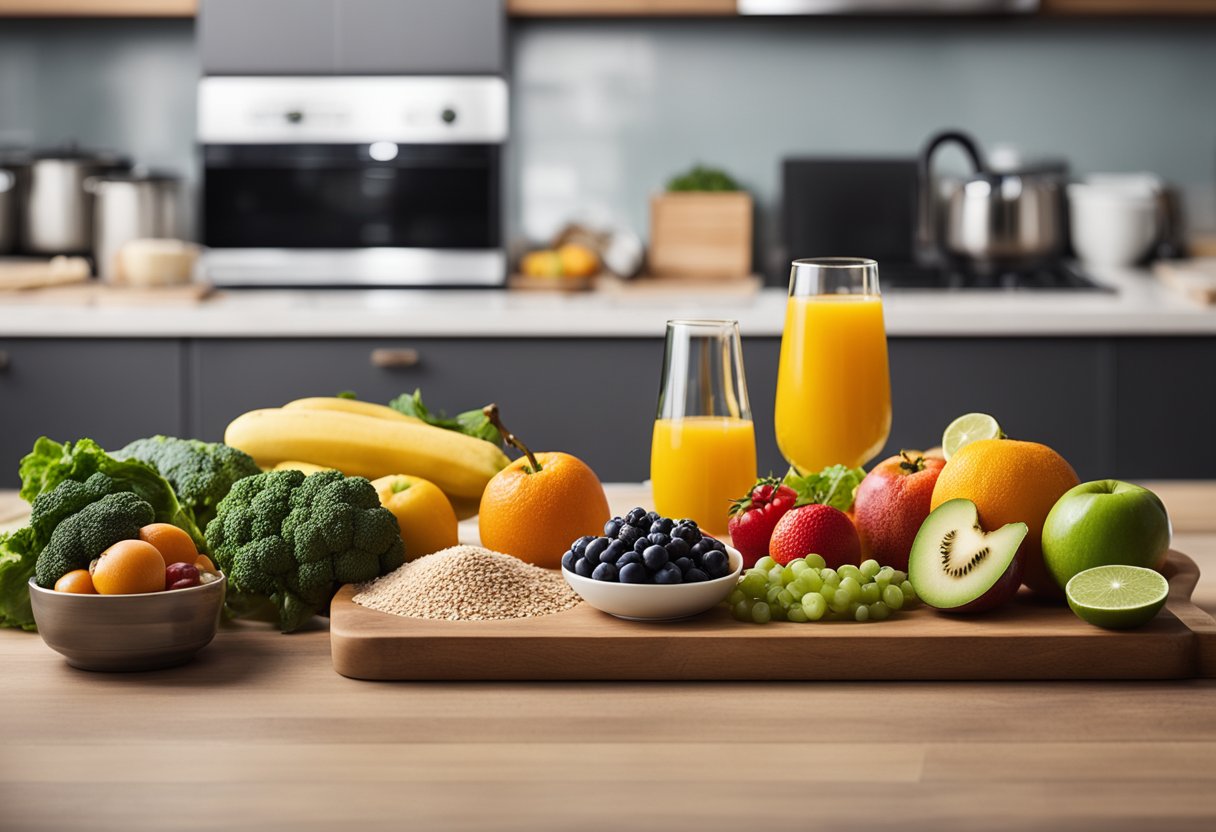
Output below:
[879,261,1115,293]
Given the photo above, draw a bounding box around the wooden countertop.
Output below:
[2,484,1215,831]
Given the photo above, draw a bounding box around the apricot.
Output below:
[92,540,167,595]
[54,569,97,595]
[139,523,198,566]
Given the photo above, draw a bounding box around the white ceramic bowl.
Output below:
[1068,180,1159,268]
[562,546,743,621]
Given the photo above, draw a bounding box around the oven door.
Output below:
[201,142,503,286]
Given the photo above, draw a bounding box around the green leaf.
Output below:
[0,527,38,631]
[782,464,866,513]
[335,391,358,399]
[388,390,503,446]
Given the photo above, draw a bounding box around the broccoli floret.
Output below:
[207,469,404,633]
[34,491,155,588]
[118,436,262,529]
[28,472,118,546]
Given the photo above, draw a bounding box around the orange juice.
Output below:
[774,295,892,473]
[651,416,757,534]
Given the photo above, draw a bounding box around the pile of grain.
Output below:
[352,545,579,621]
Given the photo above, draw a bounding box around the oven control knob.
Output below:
[441,108,457,125]
[285,110,304,124]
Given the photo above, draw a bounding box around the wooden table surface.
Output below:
[2,483,1215,831]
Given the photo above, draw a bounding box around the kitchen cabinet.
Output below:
[0,339,186,486]
[1043,0,1216,13]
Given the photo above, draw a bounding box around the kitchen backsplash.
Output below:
[2,17,1215,259]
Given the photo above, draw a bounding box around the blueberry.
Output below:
[690,540,713,557]
[602,539,628,564]
[575,557,595,578]
[561,550,577,571]
[642,545,669,571]
[585,537,609,563]
[633,536,651,554]
[626,507,648,526]
[654,563,683,585]
[572,536,594,556]
[674,556,693,574]
[618,525,641,546]
[702,549,729,576]
[644,511,660,525]
[671,524,700,543]
[604,519,623,538]
[592,562,619,582]
[685,568,709,583]
[620,562,649,584]
[649,518,675,535]
[647,532,670,547]
[709,537,727,553]
[665,538,690,560]
[618,551,643,567]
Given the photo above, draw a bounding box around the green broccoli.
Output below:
[28,472,118,545]
[34,491,155,588]
[206,469,405,633]
[117,436,262,529]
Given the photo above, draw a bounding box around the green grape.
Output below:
[768,566,785,583]
[900,580,918,602]
[820,568,839,585]
[751,602,772,624]
[876,566,894,583]
[756,556,777,572]
[819,585,837,603]
[728,588,746,606]
[869,601,890,621]
[777,589,795,609]
[788,584,806,601]
[854,604,871,622]
[792,573,814,594]
[789,559,809,575]
[803,553,826,569]
[787,606,809,623]
[781,566,798,585]
[732,600,753,621]
[740,573,767,599]
[771,601,788,621]
[802,592,827,621]
[839,564,862,582]
[839,576,862,602]
[831,589,852,613]
[860,583,880,605]
[860,559,880,579]
[882,584,905,610]
[801,571,823,593]
[891,570,908,585]
[766,585,784,605]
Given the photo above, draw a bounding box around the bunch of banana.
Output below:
[226,397,508,519]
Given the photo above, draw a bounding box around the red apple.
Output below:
[853,451,946,571]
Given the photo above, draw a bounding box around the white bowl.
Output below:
[1068,181,1159,268]
[562,546,743,621]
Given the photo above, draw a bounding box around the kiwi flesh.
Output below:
[909,498,1028,614]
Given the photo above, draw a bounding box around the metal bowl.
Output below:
[29,575,225,672]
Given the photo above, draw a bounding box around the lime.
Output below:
[941,412,1003,461]
[1065,565,1169,629]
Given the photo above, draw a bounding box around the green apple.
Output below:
[1041,480,1171,590]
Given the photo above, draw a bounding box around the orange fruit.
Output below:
[92,540,168,595]
[195,554,218,573]
[54,569,96,594]
[479,452,611,569]
[931,438,1079,597]
[139,523,198,566]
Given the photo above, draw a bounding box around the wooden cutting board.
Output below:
[331,550,1216,682]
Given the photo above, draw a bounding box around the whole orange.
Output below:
[139,523,199,566]
[92,540,168,595]
[479,452,611,569]
[54,569,96,594]
[930,438,1078,597]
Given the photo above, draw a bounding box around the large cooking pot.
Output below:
[86,170,182,283]
[918,130,1064,269]
[19,147,129,255]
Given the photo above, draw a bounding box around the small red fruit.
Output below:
[165,562,201,590]
[853,451,946,571]
[769,504,860,568]
[727,478,798,568]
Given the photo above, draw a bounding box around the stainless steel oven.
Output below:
[198,76,507,287]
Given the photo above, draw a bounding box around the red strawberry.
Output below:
[727,478,797,568]
[768,504,860,568]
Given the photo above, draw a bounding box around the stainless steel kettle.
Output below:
[918,130,1064,269]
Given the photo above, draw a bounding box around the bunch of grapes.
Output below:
[729,555,919,624]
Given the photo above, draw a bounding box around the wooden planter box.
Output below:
[648,191,753,279]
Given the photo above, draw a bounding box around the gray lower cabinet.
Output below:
[0,339,186,488]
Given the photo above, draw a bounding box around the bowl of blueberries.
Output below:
[561,507,743,621]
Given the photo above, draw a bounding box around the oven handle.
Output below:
[370,348,421,369]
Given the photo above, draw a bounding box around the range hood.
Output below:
[740,0,1037,13]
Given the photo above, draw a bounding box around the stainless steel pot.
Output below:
[19,148,129,255]
[86,171,181,283]
[918,130,1064,269]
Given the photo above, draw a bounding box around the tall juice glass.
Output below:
[651,320,757,535]
[774,258,892,473]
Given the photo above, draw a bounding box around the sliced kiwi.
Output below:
[909,499,1028,614]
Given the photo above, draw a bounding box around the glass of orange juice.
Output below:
[774,258,892,474]
[651,319,757,534]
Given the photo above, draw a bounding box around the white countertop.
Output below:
[1,267,1213,338]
